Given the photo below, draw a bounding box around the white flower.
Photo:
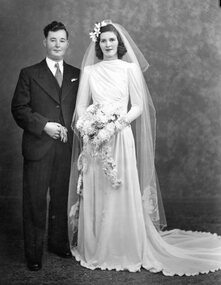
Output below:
[97,114,108,124]
[87,104,97,113]
[69,201,79,218]
[106,122,115,133]
[97,129,109,142]
[89,21,110,42]
[83,135,89,144]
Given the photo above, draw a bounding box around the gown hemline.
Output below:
[71,228,221,276]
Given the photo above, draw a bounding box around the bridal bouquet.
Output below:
[76,103,122,152]
[76,103,126,189]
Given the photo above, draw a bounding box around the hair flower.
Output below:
[89,20,112,42]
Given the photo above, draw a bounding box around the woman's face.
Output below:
[99,31,118,60]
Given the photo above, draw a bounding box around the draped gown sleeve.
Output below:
[124,63,143,123]
[126,63,167,229]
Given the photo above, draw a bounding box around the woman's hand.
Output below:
[115,116,130,132]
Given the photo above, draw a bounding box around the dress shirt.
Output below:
[46,57,64,76]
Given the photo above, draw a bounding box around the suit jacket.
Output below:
[11,59,80,160]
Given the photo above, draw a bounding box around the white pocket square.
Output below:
[71,78,78,82]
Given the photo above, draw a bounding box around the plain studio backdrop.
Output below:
[0,0,221,284]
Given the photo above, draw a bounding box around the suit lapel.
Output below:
[36,60,60,103]
[61,62,78,101]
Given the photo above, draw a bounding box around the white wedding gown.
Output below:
[70,59,221,276]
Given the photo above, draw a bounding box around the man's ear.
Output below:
[43,39,46,47]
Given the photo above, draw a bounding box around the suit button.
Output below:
[56,105,60,109]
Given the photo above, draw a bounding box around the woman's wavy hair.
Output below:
[95,24,127,60]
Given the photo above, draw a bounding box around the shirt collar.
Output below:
[46,57,64,74]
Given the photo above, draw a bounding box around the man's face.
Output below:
[43,30,69,61]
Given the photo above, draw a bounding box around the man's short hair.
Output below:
[43,21,69,39]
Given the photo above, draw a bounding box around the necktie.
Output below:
[55,63,63,87]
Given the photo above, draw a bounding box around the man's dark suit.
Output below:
[11,59,80,264]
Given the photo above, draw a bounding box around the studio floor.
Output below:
[0,197,221,285]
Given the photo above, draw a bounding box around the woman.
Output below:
[68,20,221,275]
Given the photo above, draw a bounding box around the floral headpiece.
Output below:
[89,20,112,42]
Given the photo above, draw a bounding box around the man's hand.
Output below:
[43,122,68,142]
[44,122,62,139]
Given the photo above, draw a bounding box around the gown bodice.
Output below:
[79,59,141,116]
[89,60,129,110]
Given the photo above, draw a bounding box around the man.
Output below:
[11,21,80,271]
